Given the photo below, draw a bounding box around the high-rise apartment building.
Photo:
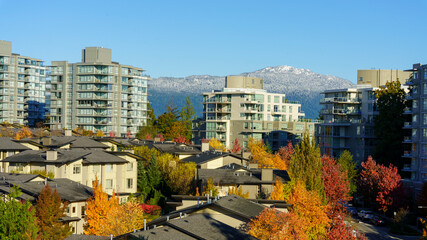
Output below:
[316,69,410,163]
[194,76,314,150]
[402,63,427,186]
[47,47,149,137]
[0,40,47,126]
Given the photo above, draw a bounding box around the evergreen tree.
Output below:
[289,133,324,201]
[180,96,196,141]
[147,155,163,190]
[136,103,157,139]
[373,80,407,170]
[0,186,38,239]
[337,150,358,196]
[137,161,151,200]
[36,184,71,240]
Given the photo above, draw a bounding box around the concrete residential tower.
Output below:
[0,40,47,126]
[194,76,315,150]
[47,47,150,137]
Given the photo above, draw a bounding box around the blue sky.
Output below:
[1,0,426,82]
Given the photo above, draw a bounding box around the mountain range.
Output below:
[149,65,354,119]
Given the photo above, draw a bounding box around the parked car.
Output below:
[358,210,374,221]
[371,216,386,226]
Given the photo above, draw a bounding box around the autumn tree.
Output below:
[180,96,196,141]
[167,161,196,195]
[270,178,285,200]
[0,186,38,239]
[337,150,358,196]
[84,178,120,236]
[157,99,179,137]
[36,184,71,240]
[95,130,105,137]
[231,138,243,154]
[248,208,307,240]
[209,138,226,152]
[359,156,402,212]
[322,155,352,218]
[167,121,186,140]
[0,126,14,137]
[14,126,33,140]
[102,200,147,236]
[228,186,249,199]
[203,178,219,196]
[374,80,407,170]
[289,133,324,200]
[248,138,287,169]
[286,181,330,238]
[278,141,294,168]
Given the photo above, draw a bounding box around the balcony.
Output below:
[402,151,413,158]
[402,164,416,172]
[216,127,226,132]
[320,97,361,104]
[403,136,413,143]
[403,122,413,129]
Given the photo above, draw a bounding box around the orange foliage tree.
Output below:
[84,178,119,236]
[248,208,307,240]
[14,126,33,140]
[248,138,287,170]
[95,130,105,137]
[231,138,243,153]
[270,178,285,200]
[286,181,330,238]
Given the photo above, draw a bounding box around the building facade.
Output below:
[402,63,427,186]
[0,40,47,126]
[47,47,150,137]
[194,76,314,150]
[316,69,411,164]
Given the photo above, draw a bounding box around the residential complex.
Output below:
[402,63,427,187]
[316,69,410,163]
[194,76,315,150]
[47,47,150,137]
[0,40,47,126]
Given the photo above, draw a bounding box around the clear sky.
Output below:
[1,0,426,82]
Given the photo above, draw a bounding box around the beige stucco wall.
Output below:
[357,69,411,87]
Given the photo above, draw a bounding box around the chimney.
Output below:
[201,142,209,152]
[261,168,273,182]
[42,137,52,146]
[46,150,58,161]
[64,129,72,136]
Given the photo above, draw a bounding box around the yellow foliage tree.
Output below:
[286,181,330,238]
[228,185,249,199]
[209,138,226,152]
[95,130,105,137]
[248,208,307,240]
[84,178,119,236]
[103,200,146,236]
[270,178,285,200]
[203,177,219,196]
[14,126,33,140]
[248,138,287,170]
[168,162,196,195]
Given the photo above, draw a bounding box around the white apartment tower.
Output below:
[47,47,150,137]
[0,40,47,126]
[195,76,314,150]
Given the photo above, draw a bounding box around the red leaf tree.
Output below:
[359,156,402,212]
[322,155,352,218]
[231,138,243,153]
[278,141,294,168]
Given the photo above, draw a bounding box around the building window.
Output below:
[106,164,113,172]
[106,179,113,189]
[126,163,133,171]
[73,165,81,174]
[127,178,133,189]
[72,207,76,213]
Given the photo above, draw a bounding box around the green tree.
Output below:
[180,96,196,141]
[0,186,38,239]
[337,150,358,196]
[36,184,71,240]
[157,100,179,137]
[373,80,407,170]
[147,155,163,190]
[289,133,325,201]
[136,102,157,139]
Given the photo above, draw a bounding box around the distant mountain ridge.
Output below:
[149,65,354,119]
